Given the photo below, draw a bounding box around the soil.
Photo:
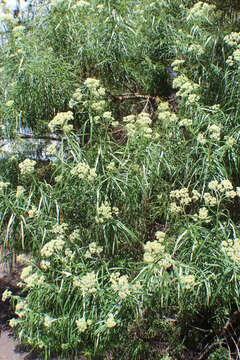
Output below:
[0,262,31,360]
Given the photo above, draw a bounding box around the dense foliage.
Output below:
[1,0,240,359]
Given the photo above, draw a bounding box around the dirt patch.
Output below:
[0,263,32,360]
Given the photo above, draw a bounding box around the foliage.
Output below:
[1,0,240,359]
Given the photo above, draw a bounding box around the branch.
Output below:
[110,93,156,102]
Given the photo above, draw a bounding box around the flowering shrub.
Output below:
[1,0,240,359]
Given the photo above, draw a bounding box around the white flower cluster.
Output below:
[221,238,240,263]
[41,238,65,258]
[224,32,240,47]
[170,179,239,218]
[6,100,14,107]
[52,222,68,236]
[85,242,103,259]
[187,43,204,57]
[20,265,45,288]
[95,201,118,224]
[69,228,81,243]
[110,272,141,299]
[171,59,185,72]
[105,313,116,328]
[46,143,58,156]
[72,0,90,10]
[28,205,38,218]
[0,181,9,192]
[208,124,221,141]
[0,13,13,23]
[106,161,117,173]
[225,32,240,66]
[173,75,200,104]
[180,274,195,290]
[123,112,152,139]
[2,289,12,302]
[187,2,215,22]
[158,102,178,126]
[91,100,106,113]
[73,271,97,294]
[84,78,105,98]
[179,118,192,128]
[110,272,130,299]
[197,132,207,145]
[19,159,36,176]
[69,88,83,108]
[170,188,192,213]
[198,207,209,222]
[12,25,24,34]
[40,260,51,270]
[225,136,236,147]
[143,231,166,264]
[15,300,28,318]
[48,111,74,132]
[44,315,55,329]
[76,317,92,332]
[9,318,19,328]
[70,162,96,181]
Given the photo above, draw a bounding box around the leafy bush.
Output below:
[1,0,240,359]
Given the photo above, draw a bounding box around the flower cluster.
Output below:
[15,300,28,318]
[85,242,103,259]
[44,315,55,329]
[106,313,116,328]
[84,78,105,98]
[198,207,209,222]
[110,272,130,299]
[187,2,215,22]
[40,238,65,258]
[72,1,90,10]
[70,162,96,181]
[106,161,117,173]
[20,265,45,288]
[197,132,207,145]
[69,88,82,108]
[158,102,178,126]
[6,100,14,107]
[91,100,106,113]
[95,201,118,224]
[143,231,166,264]
[19,159,36,176]
[2,289,12,302]
[75,317,92,332]
[171,59,185,72]
[123,112,152,139]
[69,228,81,243]
[187,43,204,57]
[0,181,9,192]
[52,222,68,236]
[180,274,195,290]
[179,118,192,128]
[46,143,58,156]
[73,271,97,294]
[225,136,236,147]
[208,124,221,141]
[28,205,38,218]
[48,111,74,132]
[173,75,200,104]
[224,32,240,66]
[170,188,192,213]
[221,238,240,263]
[207,179,238,200]
[224,32,240,48]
